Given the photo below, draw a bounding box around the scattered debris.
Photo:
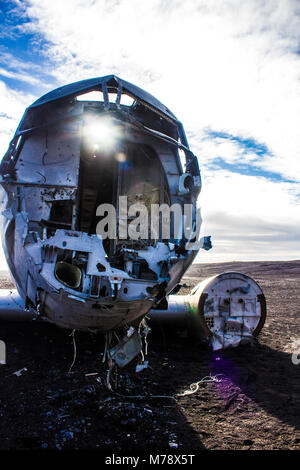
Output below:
[169,433,178,449]
[109,330,143,368]
[12,367,27,377]
[136,361,149,373]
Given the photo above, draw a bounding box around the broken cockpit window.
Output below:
[76,90,135,107]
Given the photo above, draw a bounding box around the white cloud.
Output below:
[188,133,261,166]
[198,169,300,261]
[0,66,44,86]
[13,0,300,183]
[0,80,35,156]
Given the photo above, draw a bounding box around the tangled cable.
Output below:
[176,374,224,397]
[113,374,224,401]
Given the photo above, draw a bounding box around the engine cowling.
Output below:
[148,271,266,350]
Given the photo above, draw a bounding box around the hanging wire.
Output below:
[68,329,77,374]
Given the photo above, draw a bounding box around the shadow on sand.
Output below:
[0,321,206,451]
[0,319,298,451]
[208,342,300,431]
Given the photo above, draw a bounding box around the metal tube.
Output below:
[147,295,189,325]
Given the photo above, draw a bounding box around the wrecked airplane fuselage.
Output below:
[0,75,266,361]
[0,75,203,332]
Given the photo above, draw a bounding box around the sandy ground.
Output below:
[0,261,299,453]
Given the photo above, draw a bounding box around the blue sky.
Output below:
[0,0,299,267]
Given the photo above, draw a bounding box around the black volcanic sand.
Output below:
[0,261,299,452]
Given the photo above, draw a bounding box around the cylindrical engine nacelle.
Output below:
[148,271,266,350]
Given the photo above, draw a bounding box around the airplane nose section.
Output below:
[39,288,153,332]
